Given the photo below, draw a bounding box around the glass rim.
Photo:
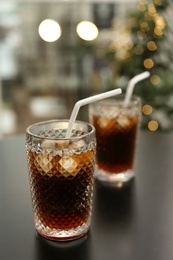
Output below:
[26,119,95,140]
[89,94,141,106]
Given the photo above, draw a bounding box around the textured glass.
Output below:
[89,97,141,184]
[26,123,96,241]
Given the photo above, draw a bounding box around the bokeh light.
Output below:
[38,19,62,42]
[142,104,153,115]
[148,4,156,15]
[137,1,146,12]
[147,41,157,51]
[140,22,149,32]
[148,120,159,131]
[76,21,99,41]
[144,58,154,69]
[133,45,144,55]
[154,26,163,37]
[150,74,161,85]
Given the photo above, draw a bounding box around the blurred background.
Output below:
[0,0,173,137]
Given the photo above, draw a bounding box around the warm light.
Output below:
[76,21,99,41]
[147,41,157,51]
[148,4,156,16]
[153,0,162,5]
[133,45,144,55]
[144,58,154,69]
[142,105,153,115]
[137,2,146,12]
[116,49,130,60]
[150,74,160,85]
[38,19,62,42]
[137,31,147,40]
[140,22,149,32]
[148,120,159,131]
[154,26,163,37]
[155,15,166,29]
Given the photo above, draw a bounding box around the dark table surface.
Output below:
[1,131,173,260]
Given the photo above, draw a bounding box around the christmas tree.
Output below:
[105,0,173,132]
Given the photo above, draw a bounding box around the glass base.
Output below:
[35,218,90,241]
[95,167,135,186]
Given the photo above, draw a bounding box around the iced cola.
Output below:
[89,96,141,184]
[26,120,96,241]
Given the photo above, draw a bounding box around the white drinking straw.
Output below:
[123,71,150,107]
[65,88,122,138]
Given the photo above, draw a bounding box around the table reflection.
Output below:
[91,179,136,259]
[35,232,92,260]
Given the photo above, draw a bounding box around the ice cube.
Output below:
[55,140,69,148]
[72,139,86,148]
[107,106,120,118]
[41,139,86,150]
[35,153,54,174]
[117,117,130,128]
[41,140,56,148]
[41,140,69,149]
[98,118,110,128]
[59,156,78,177]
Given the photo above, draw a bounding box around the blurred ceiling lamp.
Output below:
[76,21,99,41]
[38,19,62,42]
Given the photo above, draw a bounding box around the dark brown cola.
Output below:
[91,115,138,174]
[28,150,95,230]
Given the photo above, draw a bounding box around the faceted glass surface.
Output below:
[26,124,96,241]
